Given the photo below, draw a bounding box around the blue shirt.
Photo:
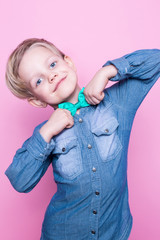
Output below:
[5,49,160,240]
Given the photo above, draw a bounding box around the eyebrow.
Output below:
[46,55,58,65]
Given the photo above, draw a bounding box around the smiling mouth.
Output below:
[54,76,67,92]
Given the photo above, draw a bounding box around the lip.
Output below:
[54,76,67,92]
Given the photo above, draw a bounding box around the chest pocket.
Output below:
[91,117,122,162]
[52,137,83,180]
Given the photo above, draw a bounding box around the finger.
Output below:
[90,96,101,105]
[92,91,105,101]
[85,96,96,105]
[87,96,99,105]
[66,119,74,128]
[86,92,104,105]
[63,109,71,115]
[63,109,74,121]
[63,109,74,118]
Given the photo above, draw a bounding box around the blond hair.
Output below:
[5,38,65,99]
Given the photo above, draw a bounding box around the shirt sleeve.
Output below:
[103,49,160,113]
[5,122,55,193]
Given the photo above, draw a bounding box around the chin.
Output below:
[62,87,76,102]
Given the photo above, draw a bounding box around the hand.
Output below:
[39,108,74,143]
[84,65,118,105]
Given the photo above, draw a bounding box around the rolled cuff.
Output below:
[102,56,131,81]
[27,129,55,162]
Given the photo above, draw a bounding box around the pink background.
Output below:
[1,0,160,239]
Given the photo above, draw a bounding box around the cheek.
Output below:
[70,70,78,82]
[34,86,49,100]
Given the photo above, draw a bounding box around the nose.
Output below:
[49,73,58,83]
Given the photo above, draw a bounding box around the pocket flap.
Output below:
[91,117,119,136]
[53,138,77,154]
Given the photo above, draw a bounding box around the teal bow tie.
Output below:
[58,87,90,116]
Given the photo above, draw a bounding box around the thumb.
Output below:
[99,91,105,100]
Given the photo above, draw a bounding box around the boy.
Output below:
[5,38,160,240]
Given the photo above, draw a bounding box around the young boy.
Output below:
[5,38,160,240]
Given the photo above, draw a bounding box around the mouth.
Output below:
[54,76,67,92]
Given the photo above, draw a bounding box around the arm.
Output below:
[84,49,160,112]
[5,108,74,193]
[103,49,160,82]
[84,64,118,105]
[5,123,55,193]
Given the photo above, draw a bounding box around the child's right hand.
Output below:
[39,108,74,143]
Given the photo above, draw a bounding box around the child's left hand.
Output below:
[84,65,118,105]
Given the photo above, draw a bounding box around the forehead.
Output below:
[18,46,60,76]
[23,45,58,61]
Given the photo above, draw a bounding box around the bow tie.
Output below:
[58,87,90,116]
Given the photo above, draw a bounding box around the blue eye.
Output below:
[36,78,42,86]
[50,62,56,69]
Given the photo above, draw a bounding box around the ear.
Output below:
[64,55,77,71]
[27,97,47,108]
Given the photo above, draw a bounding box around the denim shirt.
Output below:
[5,49,160,240]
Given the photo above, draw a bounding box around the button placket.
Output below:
[88,143,100,239]
[79,122,100,239]
[90,174,100,239]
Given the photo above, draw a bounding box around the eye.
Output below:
[36,78,42,86]
[50,62,56,69]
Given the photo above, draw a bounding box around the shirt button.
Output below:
[79,118,83,123]
[105,128,109,133]
[62,147,66,152]
[95,191,100,195]
[88,144,92,149]
[91,230,96,235]
[92,167,96,172]
[93,210,97,214]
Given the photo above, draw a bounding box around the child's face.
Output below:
[18,46,79,108]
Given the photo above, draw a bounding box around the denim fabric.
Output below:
[5,49,160,240]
